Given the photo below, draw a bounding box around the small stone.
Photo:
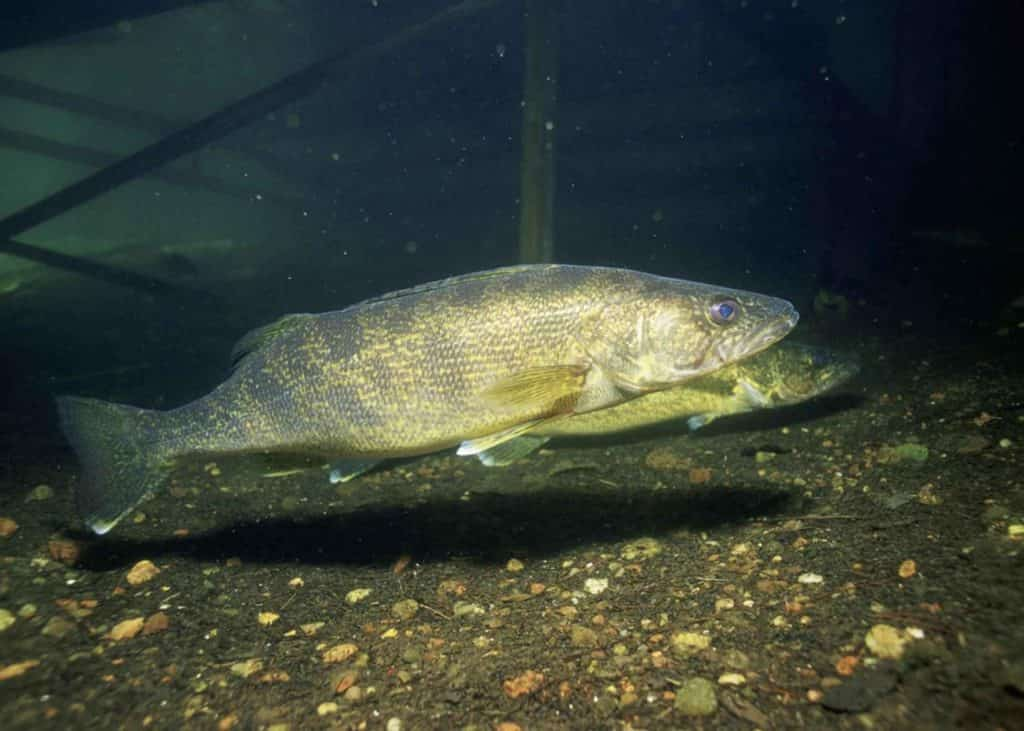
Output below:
[670,631,711,657]
[17,604,36,619]
[0,517,18,537]
[0,660,39,681]
[345,588,372,604]
[714,598,735,612]
[865,624,909,659]
[644,447,690,471]
[570,625,599,648]
[503,669,544,698]
[316,702,338,717]
[0,609,15,631]
[506,558,525,572]
[230,659,263,678]
[674,677,718,716]
[898,559,917,579]
[892,443,929,464]
[41,616,75,639]
[342,686,364,704]
[496,723,522,731]
[108,617,145,641]
[287,577,304,588]
[126,560,160,586]
[620,537,662,561]
[385,718,403,731]
[322,643,359,664]
[258,612,280,626]
[688,467,713,484]
[453,601,485,618]
[300,622,324,636]
[1008,524,1024,540]
[143,612,170,635]
[26,484,53,502]
[999,438,1014,448]
[754,451,776,463]
[718,672,746,686]
[48,539,80,564]
[584,577,608,595]
[391,599,419,621]
[332,669,359,694]
[798,572,824,584]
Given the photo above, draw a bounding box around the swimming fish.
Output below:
[470,342,858,465]
[58,264,798,533]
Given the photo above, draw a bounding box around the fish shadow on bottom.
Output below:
[72,482,797,571]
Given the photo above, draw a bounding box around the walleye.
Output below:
[470,342,858,466]
[58,264,797,533]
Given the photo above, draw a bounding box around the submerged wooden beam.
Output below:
[0,0,501,295]
[517,0,560,264]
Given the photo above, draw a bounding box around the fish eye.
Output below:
[709,298,739,325]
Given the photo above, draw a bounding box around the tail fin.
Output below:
[56,396,172,534]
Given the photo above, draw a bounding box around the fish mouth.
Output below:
[722,306,799,364]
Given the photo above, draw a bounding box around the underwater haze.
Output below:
[0,1,1022,729]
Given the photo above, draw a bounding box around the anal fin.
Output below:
[327,459,380,484]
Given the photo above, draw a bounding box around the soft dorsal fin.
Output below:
[230,313,313,370]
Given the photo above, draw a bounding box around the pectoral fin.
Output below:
[476,435,551,467]
[734,380,771,408]
[480,365,587,414]
[457,418,562,457]
[687,381,772,431]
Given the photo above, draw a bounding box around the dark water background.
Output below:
[1,3,1022,728]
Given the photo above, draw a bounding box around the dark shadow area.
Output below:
[72,481,796,571]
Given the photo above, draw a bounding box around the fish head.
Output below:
[771,344,860,403]
[585,279,799,394]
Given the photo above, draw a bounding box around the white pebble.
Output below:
[797,573,824,584]
[584,577,608,595]
[386,718,403,731]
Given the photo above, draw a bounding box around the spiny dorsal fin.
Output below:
[353,265,559,309]
[230,313,313,370]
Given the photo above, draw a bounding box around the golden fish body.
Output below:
[58,264,797,533]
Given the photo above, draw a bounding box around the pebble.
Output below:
[898,559,917,579]
[670,631,711,657]
[26,484,53,502]
[41,616,75,638]
[322,643,359,664]
[258,612,280,626]
[342,686,364,704]
[316,702,338,717]
[584,577,608,595]
[108,617,145,641]
[143,612,170,635]
[674,677,718,716]
[453,601,485,618]
[506,558,525,572]
[0,517,17,537]
[345,588,372,604]
[865,624,909,659]
[391,599,420,621]
[620,537,662,561]
[287,577,304,588]
[385,718,403,731]
[570,624,599,648]
[1008,524,1024,540]
[0,608,14,631]
[17,604,36,619]
[999,438,1013,448]
[230,659,263,678]
[126,560,160,586]
[718,672,746,686]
